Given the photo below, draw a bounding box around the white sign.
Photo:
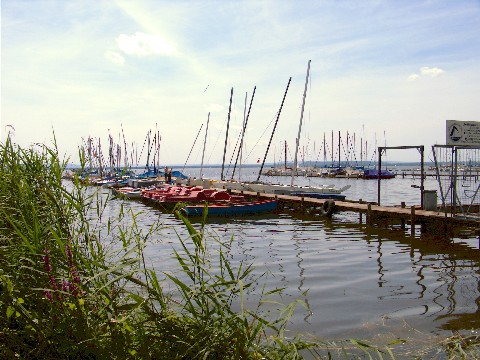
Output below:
[446,120,480,146]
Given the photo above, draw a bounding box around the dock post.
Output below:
[367,203,372,226]
[257,191,260,200]
[410,206,416,236]
[359,199,363,224]
[301,196,304,213]
[401,202,406,230]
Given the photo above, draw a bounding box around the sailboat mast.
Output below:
[146,130,151,172]
[323,132,326,163]
[331,130,334,166]
[290,60,311,186]
[232,87,256,180]
[257,77,291,182]
[237,91,248,181]
[221,87,233,181]
[182,123,203,174]
[338,131,341,168]
[200,112,210,179]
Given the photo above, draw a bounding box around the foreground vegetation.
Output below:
[1,137,479,359]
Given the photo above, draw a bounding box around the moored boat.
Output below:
[142,185,245,207]
[362,169,396,179]
[181,199,278,217]
[209,180,350,195]
[113,187,145,199]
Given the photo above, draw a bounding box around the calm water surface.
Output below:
[93,166,480,350]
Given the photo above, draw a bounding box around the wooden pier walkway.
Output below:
[227,189,480,237]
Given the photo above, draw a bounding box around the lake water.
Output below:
[92,166,480,354]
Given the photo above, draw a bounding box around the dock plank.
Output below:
[225,188,479,229]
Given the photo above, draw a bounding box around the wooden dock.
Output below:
[227,189,480,237]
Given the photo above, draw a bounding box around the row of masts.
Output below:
[80,60,383,180]
[81,126,163,177]
[273,129,381,170]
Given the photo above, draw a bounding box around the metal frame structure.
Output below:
[377,145,425,207]
[432,144,480,217]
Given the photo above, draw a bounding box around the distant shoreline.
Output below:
[66,161,442,170]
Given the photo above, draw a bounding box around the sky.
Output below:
[2,0,480,167]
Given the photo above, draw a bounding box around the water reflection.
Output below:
[84,184,480,341]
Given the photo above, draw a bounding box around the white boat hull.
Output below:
[177,178,350,195]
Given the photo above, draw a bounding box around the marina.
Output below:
[4,1,480,357]
[89,154,480,238]
[86,164,480,353]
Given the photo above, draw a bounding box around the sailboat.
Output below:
[180,61,350,198]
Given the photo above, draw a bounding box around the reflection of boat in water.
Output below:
[362,169,396,179]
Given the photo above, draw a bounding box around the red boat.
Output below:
[142,185,245,206]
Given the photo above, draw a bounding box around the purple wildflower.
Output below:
[71,268,81,284]
[62,280,69,292]
[65,244,82,290]
[65,245,73,265]
[43,249,52,273]
[44,290,53,301]
[49,275,58,291]
[68,282,76,293]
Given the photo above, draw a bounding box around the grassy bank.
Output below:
[1,137,478,359]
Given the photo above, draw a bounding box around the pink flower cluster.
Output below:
[44,245,82,301]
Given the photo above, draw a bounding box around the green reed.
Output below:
[2,135,449,359]
[0,136,315,359]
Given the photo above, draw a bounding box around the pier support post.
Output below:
[410,206,416,236]
[367,203,372,226]
[401,202,406,230]
[359,199,363,224]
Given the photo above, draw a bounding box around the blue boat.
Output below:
[363,169,396,179]
[181,199,278,217]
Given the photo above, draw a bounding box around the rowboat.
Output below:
[113,187,144,199]
[181,199,278,217]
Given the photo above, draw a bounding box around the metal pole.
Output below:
[291,60,311,186]
[232,87,255,179]
[221,87,234,181]
[420,145,424,209]
[453,147,458,214]
[182,123,203,174]
[257,77,291,182]
[199,112,210,179]
[377,147,382,206]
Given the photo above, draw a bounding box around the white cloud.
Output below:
[420,66,445,77]
[407,74,420,81]
[407,67,445,81]
[104,50,125,65]
[116,32,176,56]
